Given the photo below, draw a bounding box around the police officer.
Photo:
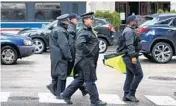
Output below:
[60,12,107,106]
[67,13,88,96]
[67,13,80,76]
[122,15,143,102]
[47,14,72,99]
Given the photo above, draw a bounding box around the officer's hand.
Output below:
[132,57,137,64]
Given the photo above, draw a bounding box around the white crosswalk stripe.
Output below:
[0,92,11,102]
[145,95,176,106]
[38,93,66,104]
[1,91,176,106]
[99,94,126,104]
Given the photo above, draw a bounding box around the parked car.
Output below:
[18,18,115,54]
[1,33,35,65]
[138,13,176,63]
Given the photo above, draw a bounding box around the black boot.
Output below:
[126,95,139,102]
[46,84,56,96]
[91,100,107,106]
[122,96,131,101]
[60,93,73,104]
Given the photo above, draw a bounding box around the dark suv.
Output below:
[18,18,115,54]
[138,14,176,63]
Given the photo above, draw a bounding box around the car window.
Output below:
[156,18,173,25]
[77,22,84,30]
[76,18,108,29]
[104,19,111,24]
[171,18,176,27]
[140,17,159,27]
[159,16,176,21]
[93,19,106,27]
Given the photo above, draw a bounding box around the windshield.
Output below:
[43,20,57,29]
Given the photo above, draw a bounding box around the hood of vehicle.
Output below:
[19,28,51,36]
[1,33,31,40]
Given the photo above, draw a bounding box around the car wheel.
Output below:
[1,46,18,65]
[33,38,45,54]
[151,42,173,63]
[98,38,108,53]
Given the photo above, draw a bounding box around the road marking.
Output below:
[145,95,176,106]
[38,93,66,104]
[99,94,126,104]
[0,92,11,102]
[66,77,73,87]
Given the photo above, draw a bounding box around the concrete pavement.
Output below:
[1,47,176,106]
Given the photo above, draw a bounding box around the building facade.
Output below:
[171,1,176,11]
[87,1,172,24]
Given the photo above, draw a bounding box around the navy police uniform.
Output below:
[122,15,143,102]
[47,14,72,98]
[67,13,88,96]
[61,12,107,105]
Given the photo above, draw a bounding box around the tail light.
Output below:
[137,28,150,34]
[107,26,115,32]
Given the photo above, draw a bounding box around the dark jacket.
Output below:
[67,22,77,76]
[74,25,99,82]
[68,22,77,40]
[67,22,77,58]
[49,23,72,80]
[122,25,141,58]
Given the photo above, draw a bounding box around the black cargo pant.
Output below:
[51,77,66,96]
[123,56,143,96]
[62,62,100,104]
[67,61,87,94]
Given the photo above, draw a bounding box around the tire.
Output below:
[1,46,18,65]
[32,38,45,54]
[151,42,173,63]
[98,38,108,53]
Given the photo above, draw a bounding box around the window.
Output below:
[35,3,61,21]
[140,18,159,27]
[171,18,176,27]
[72,3,78,13]
[157,18,173,25]
[77,22,84,30]
[93,19,106,27]
[1,3,26,21]
[159,16,176,21]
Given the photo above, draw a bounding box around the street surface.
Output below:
[1,46,176,106]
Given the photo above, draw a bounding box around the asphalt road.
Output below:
[1,46,176,106]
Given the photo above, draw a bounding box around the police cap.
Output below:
[80,12,94,19]
[56,14,69,21]
[69,13,81,20]
[126,15,138,24]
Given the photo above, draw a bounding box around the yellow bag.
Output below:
[104,55,126,74]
